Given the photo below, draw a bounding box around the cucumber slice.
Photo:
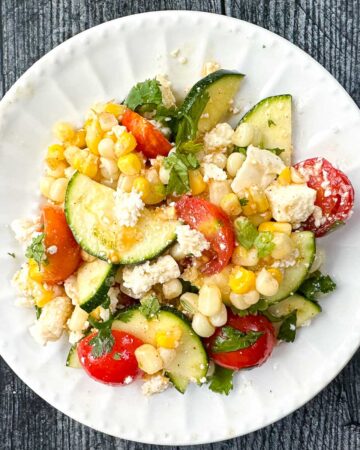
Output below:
[66,345,82,368]
[177,70,244,142]
[65,173,178,264]
[267,294,321,327]
[77,259,116,312]
[238,95,292,164]
[112,307,208,393]
[265,231,315,305]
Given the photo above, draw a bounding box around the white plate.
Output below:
[0,11,359,445]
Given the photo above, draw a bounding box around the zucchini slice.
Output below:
[267,294,321,327]
[264,231,315,305]
[65,173,178,264]
[238,95,292,164]
[113,307,208,393]
[177,70,244,142]
[77,259,116,312]
[66,345,82,368]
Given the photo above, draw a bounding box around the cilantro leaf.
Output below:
[234,217,259,250]
[176,91,210,145]
[164,150,200,195]
[177,140,203,153]
[139,295,161,319]
[239,198,249,206]
[180,279,199,294]
[89,329,115,358]
[266,147,285,156]
[230,299,269,317]
[268,119,276,127]
[211,325,263,353]
[115,309,135,323]
[277,310,297,342]
[298,271,336,301]
[35,305,42,320]
[101,295,110,309]
[254,231,275,258]
[25,233,48,269]
[125,79,162,111]
[208,365,234,395]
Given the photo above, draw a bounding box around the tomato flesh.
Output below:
[205,312,276,370]
[41,205,81,284]
[77,330,143,385]
[294,157,354,237]
[175,196,235,275]
[121,109,172,158]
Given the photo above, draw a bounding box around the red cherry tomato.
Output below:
[41,205,81,284]
[121,109,172,158]
[294,157,354,237]
[175,196,235,275]
[205,312,276,370]
[77,330,143,385]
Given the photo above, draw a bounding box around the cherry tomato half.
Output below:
[175,196,235,275]
[205,312,276,370]
[294,157,354,237]
[77,330,143,385]
[41,205,81,284]
[121,109,172,158]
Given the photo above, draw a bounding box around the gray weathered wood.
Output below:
[1,1,359,449]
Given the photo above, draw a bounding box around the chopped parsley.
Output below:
[211,326,263,353]
[239,198,249,206]
[139,295,161,319]
[266,147,285,156]
[88,317,115,358]
[35,305,42,320]
[234,217,259,250]
[25,233,48,269]
[277,310,297,342]
[163,150,200,195]
[298,271,336,301]
[114,309,135,323]
[254,231,275,258]
[208,365,234,395]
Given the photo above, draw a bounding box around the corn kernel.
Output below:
[278,167,292,185]
[133,176,151,198]
[232,246,259,267]
[90,306,101,320]
[267,268,283,284]
[104,131,117,143]
[256,268,279,297]
[72,129,86,148]
[49,177,68,203]
[99,112,118,132]
[155,327,182,349]
[47,144,65,160]
[64,146,99,179]
[248,210,273,226]
[114,131,137,157]
[198,284,222,317]
[189,169,207,195]
[117,153,142,175]
[258,221,292,236]
[30,280,55,307]
[143,183,166,205]
[53,122,75,143]
[220,193,242,216]
[228,266,256,294]
[135,344,163,374]
[117,174,136,193]
[28,259,44,283]
[85,119,103,155]
[45,160,67,178]
[104,102,126,117]
[40,176,55,198]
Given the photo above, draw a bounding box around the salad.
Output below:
[11,64,354,396]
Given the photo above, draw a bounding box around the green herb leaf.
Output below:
[25,233,48,269]
[164,150,200,195]
[298,271,336,301]
[211,325,263,353]
[125,79,162,111]
[268,119,276,127]
[266,147,285,156]
[176,91,210,145]
[115,309,135,323]
[101,295,110,309]
[208,365,234,395]
[113,351,124,360]
[180,279,199,294]
[139,295,161,319]
[239,198,249,206]
[254,231,275,258]
[177,140,203,153]
[35,305,42,320]
[89,329,115,358]
[231,299,268,317]
[7,252,16,258]
[234,217,259,250]
[277,310,297,342]
[233,146,248,156]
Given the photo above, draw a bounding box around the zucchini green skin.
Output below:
[264,231,316,305]
[77,260,117,313]
[113,306,208,393]
[65,172,178,265]
[177,69,244,142]
[66,345,82,368]
[238,94,292,164]
[267,294,321,327]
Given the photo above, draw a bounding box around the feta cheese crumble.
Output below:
[11,216,41,245]
[265,183,316,224]
[141,374,170,396]
[176,224,210,257]
[114,188,144,227]
[231,146,285,194]
[202,61,221,76]
[156,74,176,108]
[122,255,180,298]
[204,123,234,150]
[202,163,227,182]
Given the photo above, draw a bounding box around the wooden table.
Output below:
[1,1,359,449]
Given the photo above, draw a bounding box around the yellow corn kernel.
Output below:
[258,221,292,236]
[90,306,101,320]
[104,130,117,143]
[155,327,182,349]
[133,176,151,198]
[189,169,207,195]
[241,189,257,216]
[220,193,242,216]
[267,268,283,284]
[72,129,86,148]
[117,153,142,175]
[53,122,76,143]
[47,144,65,160]
[114,131,137,157]
[85,119,103,155]
[278,167,291,185]
[249,186,269,213]
[30,280,55,307]
[45,159,67,178]
[248,210,273,226]
[64,146,98,179]
[228,266,256,294]
[143,183,166,205]
[104,102,127,117]
[28,259,44,283]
